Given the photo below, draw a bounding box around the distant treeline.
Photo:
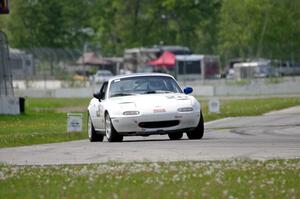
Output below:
[1,0,299,64]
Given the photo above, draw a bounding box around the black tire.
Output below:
[105,113,123,142]
[168,132,183,140]
[88,114,104,142]
[187,111,204,140]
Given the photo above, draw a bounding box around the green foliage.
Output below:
[1,0,298,63]
[0,160,299,198]
[2,0,221,55]
[218,0,300,62]
[90,0,222,55]
[3,0,93,48]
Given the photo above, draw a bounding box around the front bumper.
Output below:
[111,111,200,135]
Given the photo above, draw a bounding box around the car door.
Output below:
[98,82,108,131]
[92,82,108,131]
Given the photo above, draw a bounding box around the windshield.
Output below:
[109,76,182,98]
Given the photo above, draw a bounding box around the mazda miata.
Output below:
[87,73,204,142]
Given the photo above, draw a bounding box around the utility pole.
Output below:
[82,43,88,87]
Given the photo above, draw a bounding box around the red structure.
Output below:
[147,51,176,68]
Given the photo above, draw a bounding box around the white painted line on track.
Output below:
[204,117,232,126]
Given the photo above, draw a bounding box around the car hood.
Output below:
[108,93,195,112]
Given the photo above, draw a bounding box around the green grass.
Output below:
[0,98,90,148]
[0,160,299,198]
[0,97,300,148]
[200,97,300,122]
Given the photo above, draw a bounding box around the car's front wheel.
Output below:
[186,111,204,139]
[88,114,104,142]
[105,113,123,142]
[168,132,183,140]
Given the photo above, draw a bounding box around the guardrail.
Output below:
[13,78,300,98]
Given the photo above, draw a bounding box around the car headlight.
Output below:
[177,107,193,112]
[123,111,140,115]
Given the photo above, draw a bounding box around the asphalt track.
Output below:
[0,106,300,165]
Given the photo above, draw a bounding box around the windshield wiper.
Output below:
[144,90,174,94]
[110,93,134,97]
[145,90,156,94]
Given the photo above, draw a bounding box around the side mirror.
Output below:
[183,87,193,94]
[93,92,101,100]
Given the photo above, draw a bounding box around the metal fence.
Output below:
[21,47,82,80]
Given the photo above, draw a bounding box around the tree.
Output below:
[91,0,221,56]
[4,0,94,49]
[218,0,300,63]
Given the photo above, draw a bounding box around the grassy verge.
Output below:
[0,98,90,148]
[0,160,299,198]
[200,97,300,122]
[0,97,300,148]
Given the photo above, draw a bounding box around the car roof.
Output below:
[109,73,174,82]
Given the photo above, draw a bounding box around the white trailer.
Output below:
[175,55,220,81]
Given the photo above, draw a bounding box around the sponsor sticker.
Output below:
[153,108,166,113]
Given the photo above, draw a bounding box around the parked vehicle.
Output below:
[175,55,220,81]
[93,70,113,83]
[274,61,300,76]
[233,60,279,79]
[87,73,204,142]
[254,65,279,78]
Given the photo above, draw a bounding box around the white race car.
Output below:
[87,73,204,142]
